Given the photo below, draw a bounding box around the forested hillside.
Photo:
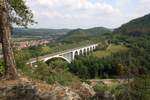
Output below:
[114,13,150,36]
[61,27,111,42]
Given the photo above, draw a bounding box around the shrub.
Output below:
[32,61,80,86]
[93,83,107,93]
[0,60,5,77]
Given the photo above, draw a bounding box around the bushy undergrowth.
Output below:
[0,59,4,77]
[0,49,80,86]
[93,83,107,93]
[23,60,80,86]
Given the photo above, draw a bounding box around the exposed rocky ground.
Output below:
[0,76,129,100]
[0,77,95,100]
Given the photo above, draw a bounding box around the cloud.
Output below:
[34,0,119,17]
[25,0,150,29]
[135,0,150,15]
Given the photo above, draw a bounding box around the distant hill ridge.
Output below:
[114,13,150,36]
[13,28,71,37]
[61,27,111,41]
[13,27,111,41]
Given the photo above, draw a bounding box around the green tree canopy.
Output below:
[0,0,35,79]
[4,0,35,27]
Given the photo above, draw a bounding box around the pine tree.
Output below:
[0,0,34,79]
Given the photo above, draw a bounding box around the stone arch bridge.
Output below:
[27,44,98,65]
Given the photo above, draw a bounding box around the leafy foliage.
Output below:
[31,60,79,85]
[0,59,4,76]
[93,83,107,93]
[68,44,130,79]
[8,0,35,26]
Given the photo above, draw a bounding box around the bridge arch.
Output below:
[79,49,83,55]
[44,56,71,64]
[90,47,93,51]
[93,46,95,50]
[83,48,87,55]
[87,47,90,53]
[74,51,79,58]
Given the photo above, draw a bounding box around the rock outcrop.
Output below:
[0,77,95,100]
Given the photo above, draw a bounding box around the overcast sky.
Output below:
[26,0,150,29]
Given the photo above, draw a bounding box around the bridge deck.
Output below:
[27,43,98,63]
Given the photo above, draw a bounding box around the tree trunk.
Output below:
[0,0,18,79]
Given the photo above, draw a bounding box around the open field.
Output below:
[107,44,129,53]
[92,44,129,58]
